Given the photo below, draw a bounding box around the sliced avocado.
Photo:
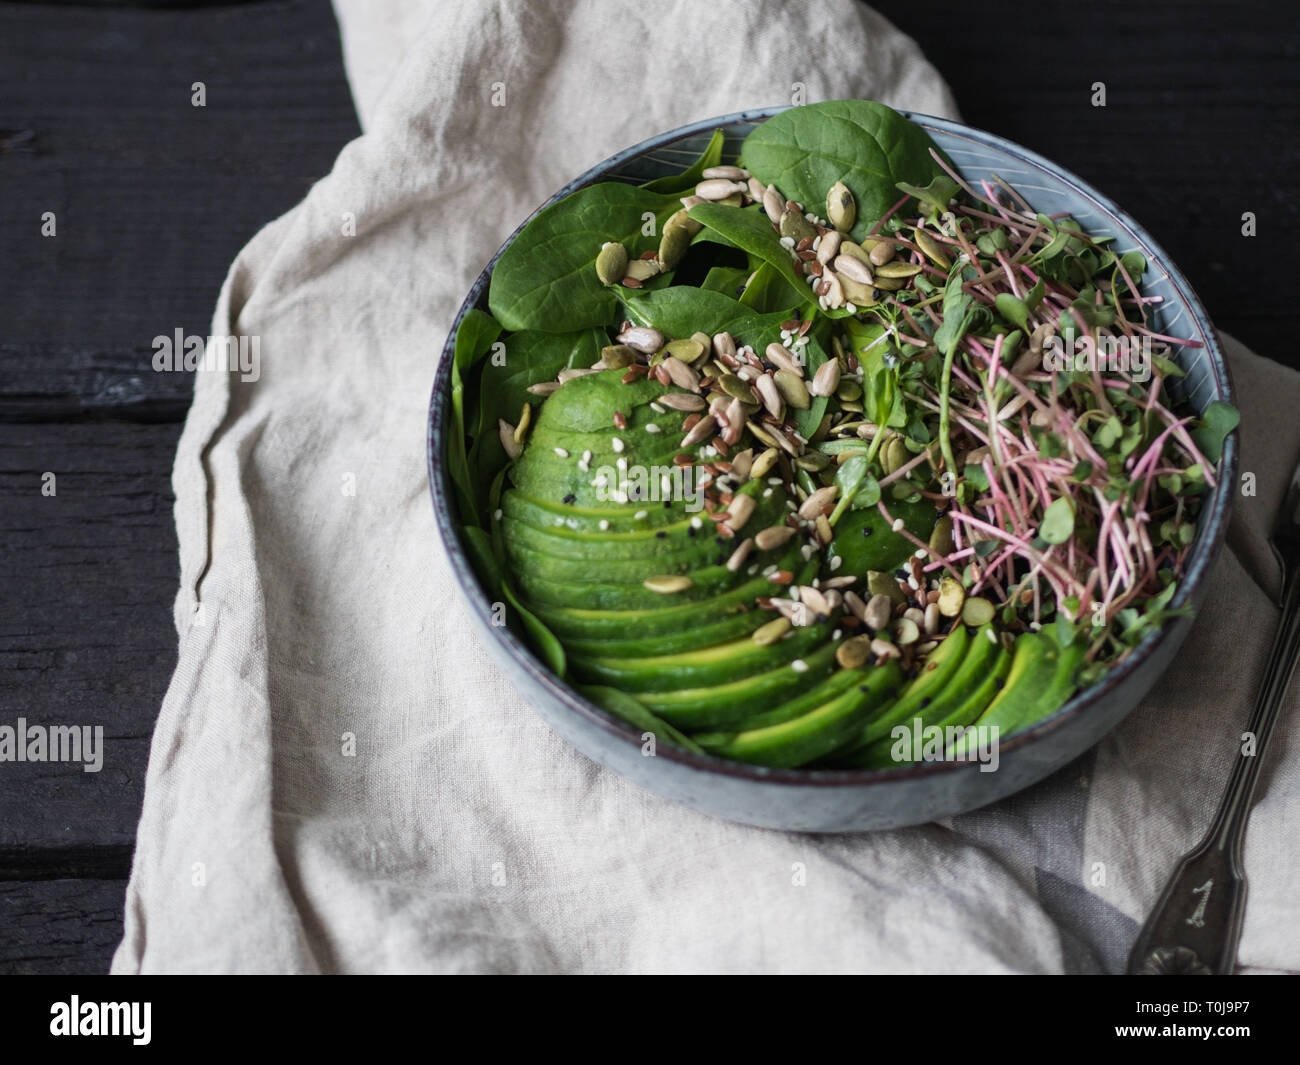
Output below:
[640,640,840,728]
[576,684,705,754]
[949,632,1083,755]
[829,497,939,575]
[562,610,771,657]
[827,623,971,763]
[691,662,878,736]
[570,622,831,691]
[847,628,1011,769]
[695,659,904,768]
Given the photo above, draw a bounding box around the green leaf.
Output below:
[621,285,747,336]
[687,202,813,311]
[1190,400,1240,463]
[1040,497,1075,544]
[738,260,808,313]
[488,182,678,332]
[934,272,974,356]
[896,174,960,213]
[502,579,567,677]
[741,99,949,239]
[995,292,1029,331]
[448,309,503,523]
[640,129,724,195]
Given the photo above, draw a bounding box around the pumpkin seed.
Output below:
[835,634,872,669]
[937,576,966,617]
[688,333,713,361]
[720,374,757,404]
[752,616,792,646]
[600,344,638,369]
[717,191,744,207]
[826,181,856,232]
[658,225,691,270]
[779,210,816,242]
[810,358,841,398]
[838,240,873,267]
[882,435,911,475]
[838,274,876,307]
[773,370,810,409]
[794,451,829,472]
[914,229,952,269]
[836,378,863,402]
[875,260,922,279]
[871,275,906,291]
[868,570,907,605]
[644,575,693,594]
[595,242,629,286]
[962,596,995,626]
[928,515,954,556]
[664,207,703,239]
[750,448,780,480]
[664,338,705,367]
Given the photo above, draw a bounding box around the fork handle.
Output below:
[1126,566,1300,975]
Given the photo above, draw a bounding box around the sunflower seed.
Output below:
[725,537,754,572]
[644,575,693,594]
[498,419,521,460]
[893,617,920,646]
[870,637,901,659]
[924,602,941,634]
[712,331,737,361]
[798,485,838,520]
[821,270,845,310]
[703,165,748,180]
[662,355,701,392]
[624,258,661,282]
[800,585,831,616]
[746,176,766,201]
[764,342,802,376]
[617,325,664,353]
[753,373,784,419]
[680,413,717,448]
[833,254,873,284]
[658,392,706,412]
[860,593,892,631]
[754,524,795,551]
[816,230,841,264]
[727,495,756,532]
[826,181,856,232]
[526,381,560,396]
[762,185,785,224]
[810,359,841,397]
[696,178,746,200]
[557,367,598,383]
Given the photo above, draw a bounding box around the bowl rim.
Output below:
[426,105,1238,788]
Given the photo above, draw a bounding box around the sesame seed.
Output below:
[830,556,843,571]
[791,659,808,673]
[598,520,609,531]
[891,518,905,532]
[646,424,661,434]
[635,510,648,520]
[553,447,569,458]
[493,509,502,521]
[612,437,625,453]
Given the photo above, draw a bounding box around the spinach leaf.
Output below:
[459,525,502,597]
[741,100,949,240]
[488,182,678,332]
[621,286,748,336]
[449,309,502,522]
[701,264,752,298]
[640,129,724,195]
[469,328,605,514]
[688,202,813,308]
[738,260,808,313]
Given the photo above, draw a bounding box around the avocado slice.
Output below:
[694,659,904,768]
[846,628,1012,769]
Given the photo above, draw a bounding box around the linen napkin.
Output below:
[112,0,1298,974]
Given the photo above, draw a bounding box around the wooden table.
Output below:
[0,0,1294,973]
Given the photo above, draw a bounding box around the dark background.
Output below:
[0,0,1295,973]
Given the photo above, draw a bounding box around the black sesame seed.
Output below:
[715,536,727,546]
[562,493,576,505]
[862,526,874,537]
[994,676,1006,690]
[920,696,932,709]
[655,531,667,539]
[687,526,697,538]
[662,500,671,508]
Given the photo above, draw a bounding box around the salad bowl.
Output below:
[427,107,1236,832]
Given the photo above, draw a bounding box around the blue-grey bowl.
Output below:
[427,107,1237,832]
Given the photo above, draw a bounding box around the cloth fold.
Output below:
[112,0,1297,974]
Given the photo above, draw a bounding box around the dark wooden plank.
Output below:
[0,422,181,850]
[0,0,361,415]
[0,878,126,975]
[872,0,1299,366]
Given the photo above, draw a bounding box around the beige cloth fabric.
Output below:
[111,0,1297,974]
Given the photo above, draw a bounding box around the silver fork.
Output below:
[1126,453,1300,975]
